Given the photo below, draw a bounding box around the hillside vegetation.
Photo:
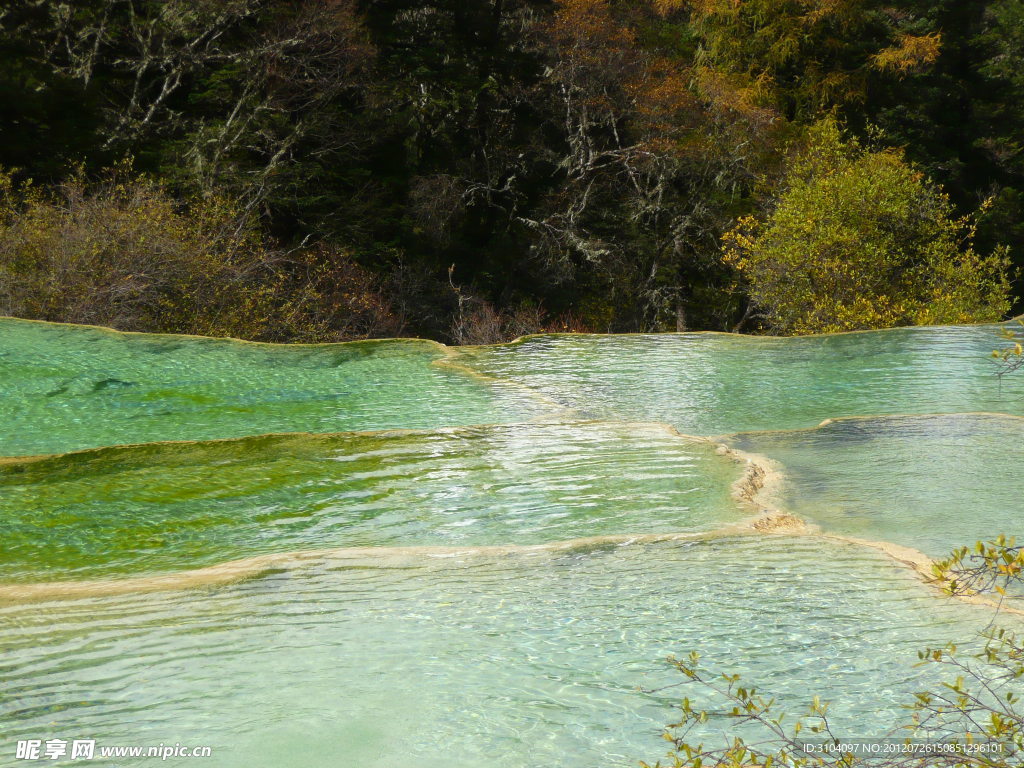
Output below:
[1,0,1021,340]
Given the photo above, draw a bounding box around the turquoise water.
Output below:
[455,327,1024,434]
[0,538,995,768]
[1,319,1022,767]
[0,422,741,581]
[0,319,553,457]
[728,413,1024,558]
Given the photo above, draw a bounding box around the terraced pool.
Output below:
[1,317,1020,767]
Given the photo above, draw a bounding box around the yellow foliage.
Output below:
[722,120,1012,334]
[871,33,942,75]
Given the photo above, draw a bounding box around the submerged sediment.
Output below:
[0,422,769,601]
[0,410,1016,618]
[0,417,983,610]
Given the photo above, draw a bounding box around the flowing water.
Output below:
[453,327,1024,434]
[0,422,742,582]
[0,540,996,768]
[727,413,1024,558]
[1,318,1021,767]
[0,319,554,457]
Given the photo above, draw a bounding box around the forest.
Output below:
[1,0,1022,342]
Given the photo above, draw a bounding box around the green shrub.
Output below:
[723,121,1013,335]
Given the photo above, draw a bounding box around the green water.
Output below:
[0,539,996,768]
[728,413,1024,558]
[0,319,553,457]
[0,422,741,581]
[454,326,1024,434]
[1,319,1022,767]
